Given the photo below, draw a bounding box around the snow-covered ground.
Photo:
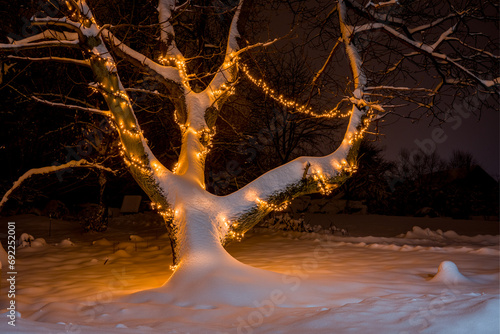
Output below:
[0,213,498,333]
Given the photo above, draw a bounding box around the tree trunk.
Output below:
[131,190,314,307]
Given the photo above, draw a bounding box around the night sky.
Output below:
[379,109,499,179]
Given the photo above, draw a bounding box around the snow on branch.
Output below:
[6,55,89,67]
[157,0,183,58]
[407,14,458,35]
[352,21,499,90]
[225,0,243,55]
[352,22,384,34]
[0,40,80,52]
[223,103,369,223]
[10,30,79,44]
[0,160,115,210]
[102,29,182,84]
[365,0,399,10]
[221,1,376,234]
[430,24,457,51]
[344,0,404,25]
[31,96,111,116]
[204,1,243,107]
[232,37,281,59]
[365,86,435,93]
[32,16,81,29]
[379,24,499,89]
[125,88,169,99]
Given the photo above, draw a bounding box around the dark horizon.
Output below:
[378,109,499,179]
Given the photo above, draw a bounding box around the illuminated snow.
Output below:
[0,213,498,334]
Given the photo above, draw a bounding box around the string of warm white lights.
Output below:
[219,217,244,242]
[117,141,152,174]
[150,202,176,219]
[158,55,191,89]
[228,230,244,242]
[348,109,375,145]
[210,83,236,105]
[256,198,291,212]
[240,63,352,119]
[158,54,238,105]
[312,172,334,196]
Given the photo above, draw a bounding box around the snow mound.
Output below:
[92,238,113,246]
[129,235,145,242]
[401,226,498,245]
[18,233,34,247]
[112,250,131,258]
[116,242,136,252]
[401,226,445,240]
[18,233,46,248]
[58,238,75,247]
[125,248,331,308]
[430,261,472,284]
[31,238,47,248]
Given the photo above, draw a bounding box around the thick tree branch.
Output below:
[101,29,187,122]
[204,1,243,108]
[10,30,79,44]
[101,29,181,84]
[31,19,86,43]
[0,40,80,52]
[157,0,184,58]
[6,55,89,67]
[219,0,373,240]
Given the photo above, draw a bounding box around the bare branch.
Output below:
[408,14,458,35]
[306,38,342,106]
[232,37,282,58]
[125,87,169,99]
[31,96,112,116]
[0,160,115,210]
[445,37,500,59]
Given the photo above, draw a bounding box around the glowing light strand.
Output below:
[256,198,291,212]
[219,217,244,242]
[158,56,190,89]
[240,63,352,119]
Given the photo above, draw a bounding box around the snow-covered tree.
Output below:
[0,0,498,303]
